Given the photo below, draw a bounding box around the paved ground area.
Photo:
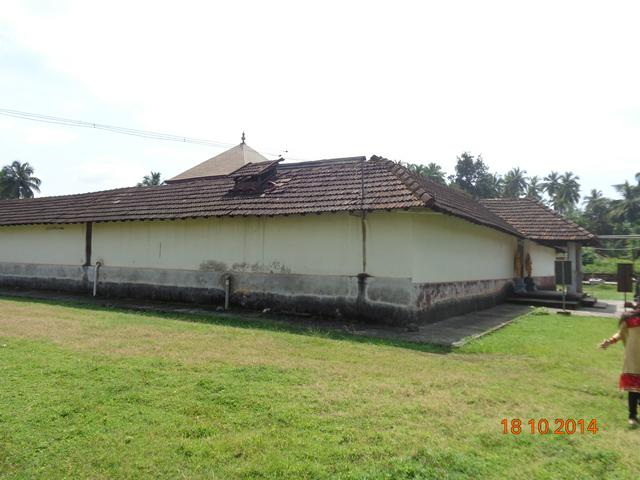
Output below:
[0,288,624,347]
[346,303,532,346]
[573,300,625,317]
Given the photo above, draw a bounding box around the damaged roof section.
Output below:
[228,159,282,193]
[229,159,282,179]
[480,198,597,244]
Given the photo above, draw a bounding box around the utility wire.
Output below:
[0,108,306,160]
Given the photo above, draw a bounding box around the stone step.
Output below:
[580,295,598,307]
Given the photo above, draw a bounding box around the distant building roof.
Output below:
[0,157,521,237]
[480,198,597,244]
[167,141,269,183]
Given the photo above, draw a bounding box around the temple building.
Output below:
[0,140,597,323]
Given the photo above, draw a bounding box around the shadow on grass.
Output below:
[0,292,452,355]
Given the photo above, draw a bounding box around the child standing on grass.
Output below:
[600,307,640,426]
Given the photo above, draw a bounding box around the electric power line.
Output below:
[0,108,306,160]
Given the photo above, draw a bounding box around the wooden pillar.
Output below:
[84,222,93,267]
[576,243,583,294]
[567,242,582,295]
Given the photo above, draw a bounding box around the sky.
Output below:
[1,0,639,199]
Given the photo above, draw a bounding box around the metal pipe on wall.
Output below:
[93,261,102,297]
[224,274,231,310]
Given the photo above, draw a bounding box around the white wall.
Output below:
[0,210,524,283]
[365,211,414,278]
[92,214,363,276]
[410,211,518,283]
[525,240,556,277]
[0,224,85,265]
[351,209,520,282]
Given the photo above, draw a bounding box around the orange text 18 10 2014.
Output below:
[500,418,598,435]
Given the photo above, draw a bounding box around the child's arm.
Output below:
[599,333,621,349]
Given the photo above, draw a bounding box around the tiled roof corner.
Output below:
[372,157,521,236]
[480,197,597,243]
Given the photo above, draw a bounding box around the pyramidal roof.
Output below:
[167,137,269,183]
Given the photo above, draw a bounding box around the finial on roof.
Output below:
[241,131,246,144]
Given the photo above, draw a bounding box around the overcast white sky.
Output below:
[1,0,639,199]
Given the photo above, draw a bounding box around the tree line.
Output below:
[401,152,640,236]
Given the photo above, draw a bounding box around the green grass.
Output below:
[582,283,632,301]
[583,255,638,275]
[1,298,638,479]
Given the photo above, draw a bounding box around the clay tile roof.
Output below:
[371,157,522,236]
[2,157,558,241]
[480,198,597,244]
[0,157,428,226]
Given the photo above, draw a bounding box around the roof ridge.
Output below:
[278,156,367,169]
[370,157,434,205]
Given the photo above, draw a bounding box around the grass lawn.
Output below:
[583,255,638,275]
[1,297,638,479]
[582,283,632,302]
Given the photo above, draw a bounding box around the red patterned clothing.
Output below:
[618,314,640,392]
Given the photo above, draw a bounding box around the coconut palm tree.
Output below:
[0,161,42,199]
[543,171,561,209]
[583,189,614,234]
[526,176,544,201]
[403,163,421,175]
[555,171,581,214]
[583,189,603,207]
[137,171,163,187]
[422,162,446,184]
[612,180,640,223]
[502,167,528,198]
[403,162,447,184]
[476,172,503,199]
